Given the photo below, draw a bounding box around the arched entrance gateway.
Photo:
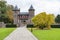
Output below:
[13,5,35,27]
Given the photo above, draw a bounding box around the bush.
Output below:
[51,24,60,28]
[0,16,13,24]
[6,24,17,28]
[27,24,34,28]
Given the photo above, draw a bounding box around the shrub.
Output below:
[6,24,17,28]
[27,24,34,28]
[51,24,60,28]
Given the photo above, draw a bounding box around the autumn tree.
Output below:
[46,14,55,29]
[32,12,55,29]
[6,5,14,22]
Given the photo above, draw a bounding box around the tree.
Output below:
[55,14,60,23]
[0,0,7,14]
[46,14,55,29]
[0,0,7,22]
[6,5,14,21]
[0,0,13,23]
[32,12,55,29]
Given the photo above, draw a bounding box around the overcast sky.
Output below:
[5,0,60,16]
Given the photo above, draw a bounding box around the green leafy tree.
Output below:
[0,0,13,23]
[0,0,7,22]
[32,12,55,29]
[55,14,60,23]
[0,0,7,14]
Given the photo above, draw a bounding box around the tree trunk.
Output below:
[47,25,51,29]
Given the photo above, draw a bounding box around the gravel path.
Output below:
[4,26,38,40]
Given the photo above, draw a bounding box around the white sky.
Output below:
[5,0,60,16]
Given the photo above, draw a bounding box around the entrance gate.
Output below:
[19,20,27,27]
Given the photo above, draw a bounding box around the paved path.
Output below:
[4,26,38,40]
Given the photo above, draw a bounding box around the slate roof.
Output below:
[29,5,35,11]
[20,12,29,14]
[18,12,29,16]
[13,6,20,11]
[29,5,34,9]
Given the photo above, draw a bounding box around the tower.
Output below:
[13,6,20,26]
[28,5,35,24]
[29,5,35,19]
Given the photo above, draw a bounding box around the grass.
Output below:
[28,28,60,40]
[0,28,15,40]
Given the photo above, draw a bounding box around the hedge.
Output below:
[6,24,17,28]
[27,24,60,28]
[51,24,60,28]
[27,24,34,28]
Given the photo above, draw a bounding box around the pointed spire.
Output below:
[15,5,18,10]
[29,5,35,11]
[13,5,20,11]
[29,5,34,9]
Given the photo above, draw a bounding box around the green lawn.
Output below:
[29,28,60,40]
[0,28,15,40]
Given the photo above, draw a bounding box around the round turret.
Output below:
[29,5,35,11]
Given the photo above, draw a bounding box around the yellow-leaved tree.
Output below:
[32,12,55,29]
[6,5,14,22]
